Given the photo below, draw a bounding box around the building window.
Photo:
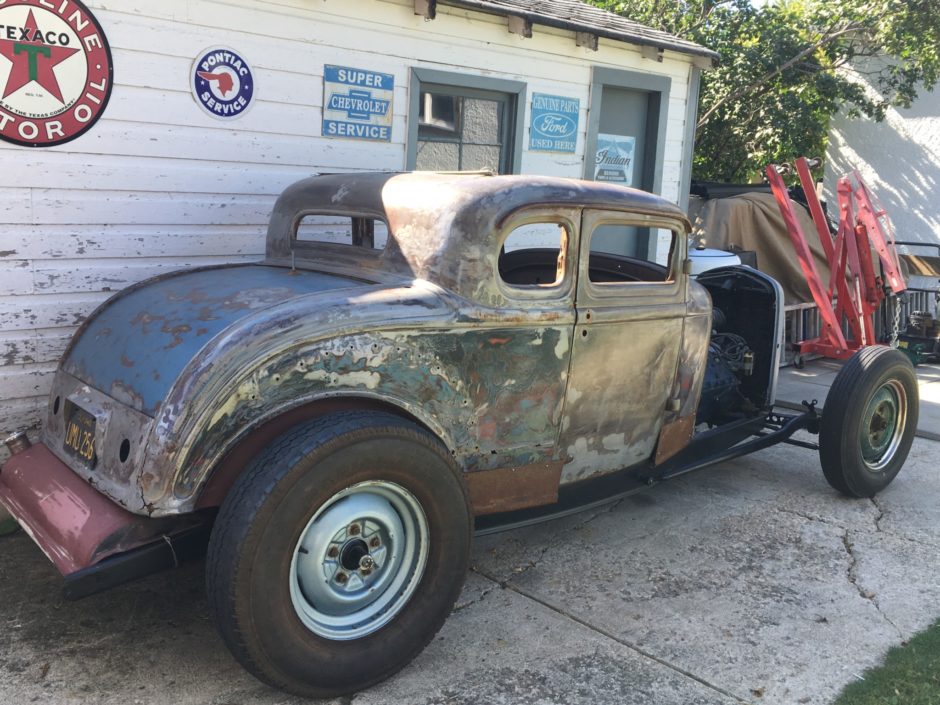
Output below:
[417,92,508,172]
[409,70,525,174]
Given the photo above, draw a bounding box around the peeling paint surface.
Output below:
[36,171,699,517]
[63,265,364,415]
[170,320,574,509]
[560,307,685,483]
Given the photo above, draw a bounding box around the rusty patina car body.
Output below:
[1,171,918,697]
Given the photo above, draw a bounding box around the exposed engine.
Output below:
[693,266,783,430]
[696,309,755,427]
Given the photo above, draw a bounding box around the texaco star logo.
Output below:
[0,0,113,147]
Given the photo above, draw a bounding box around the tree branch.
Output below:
[697,24,866,128]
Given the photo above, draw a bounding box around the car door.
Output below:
[558,209,687,484]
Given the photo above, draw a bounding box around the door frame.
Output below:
[584,67,671,194]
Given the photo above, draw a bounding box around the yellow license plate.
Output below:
[63,404,97,466]
[898,340,909,349]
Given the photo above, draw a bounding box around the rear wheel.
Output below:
[819,346,919,497]
[206,411,471,698]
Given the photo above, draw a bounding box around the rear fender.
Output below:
[147,321,570,516]
[148,329,474,515]
[194,395,439,510]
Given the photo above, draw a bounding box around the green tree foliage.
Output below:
[591,0,940,182]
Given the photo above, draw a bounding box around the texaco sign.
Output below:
[0,0,113,147]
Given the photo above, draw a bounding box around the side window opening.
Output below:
[296,214,389,250]
[588,223,675,283]
[498,222,568,287]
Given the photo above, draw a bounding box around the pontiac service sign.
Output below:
[529,93,579,153]
[322,65,393,142]
[0,0,113,147]
[192,47,254,120]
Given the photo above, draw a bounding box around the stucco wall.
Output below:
[825,79,940,247]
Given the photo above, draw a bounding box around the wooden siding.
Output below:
[0,0,697,449]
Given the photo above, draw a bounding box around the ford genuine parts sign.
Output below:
[322,65,394,142]
[528,93,579,153]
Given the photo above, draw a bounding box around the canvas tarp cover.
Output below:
[692,192,832,305]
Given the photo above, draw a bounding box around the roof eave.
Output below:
[437,0,720,67]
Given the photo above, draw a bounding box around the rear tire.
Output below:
[206,411,471,698]
[819,347,918,497]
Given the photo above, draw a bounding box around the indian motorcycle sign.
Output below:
[0,0,113,147]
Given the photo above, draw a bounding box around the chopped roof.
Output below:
[439,0,718,63]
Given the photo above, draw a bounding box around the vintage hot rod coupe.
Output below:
[0,172,919,696]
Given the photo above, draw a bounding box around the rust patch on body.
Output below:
[161,323,192,350]
[465,461,562,516]
[130,311,162,333]
[654,415,695,465]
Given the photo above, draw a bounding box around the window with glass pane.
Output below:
[416,91,508,173]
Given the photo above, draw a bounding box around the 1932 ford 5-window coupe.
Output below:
[0,172,919,697]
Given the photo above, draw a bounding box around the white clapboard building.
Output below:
[0,0,715,448]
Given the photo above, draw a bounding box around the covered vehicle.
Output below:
[0,172,919,697]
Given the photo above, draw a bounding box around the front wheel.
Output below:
[206,411,471,698]
[819,346,919,497]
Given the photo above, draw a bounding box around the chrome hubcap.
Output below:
[289,481,429,640]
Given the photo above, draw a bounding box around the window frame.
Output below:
[289,209,391,261]
[579,209,687,307]
[494,207,580,304]
[294,212,389,250]
[407,68,526,175]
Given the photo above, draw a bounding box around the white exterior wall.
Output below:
[0,0,698,442]
[825,80,940,247]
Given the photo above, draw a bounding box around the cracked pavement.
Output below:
[1,434,939,705]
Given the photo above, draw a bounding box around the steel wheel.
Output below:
[859,380,907,472]
[289,481,429,640]
[819,346,919,497]
[206,411,471,698]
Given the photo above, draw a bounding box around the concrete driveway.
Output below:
[2,360,938,704]
[1,428,938,705]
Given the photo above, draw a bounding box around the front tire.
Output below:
[206,411,471,698]
[819,346,919,497]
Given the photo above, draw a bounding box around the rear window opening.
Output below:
[498,222,568,288]
[296,214,389,250]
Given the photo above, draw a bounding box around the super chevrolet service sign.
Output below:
[322,65,393,142]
